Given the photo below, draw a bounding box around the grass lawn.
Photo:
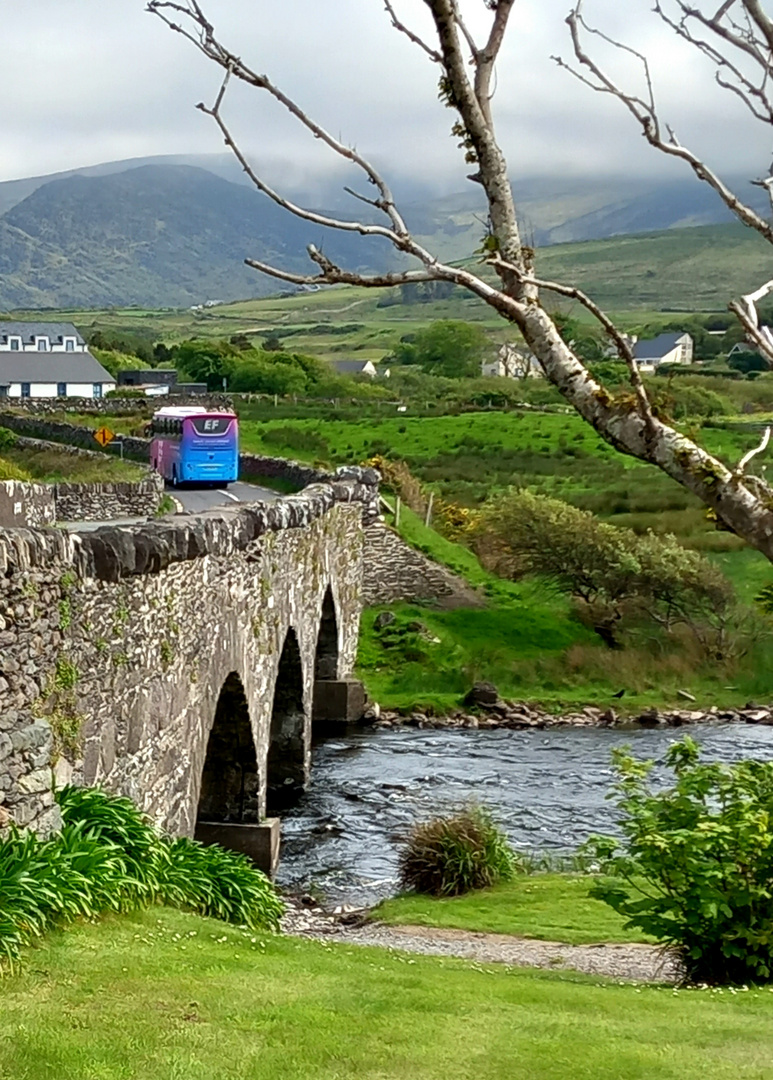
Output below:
[374,874,653,946]
[3,907,773,1080]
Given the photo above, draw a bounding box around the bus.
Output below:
[150,407,239,487]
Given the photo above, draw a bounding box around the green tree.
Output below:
[728,350,767,375]
[172,340,238,390]
[392,320,489,379]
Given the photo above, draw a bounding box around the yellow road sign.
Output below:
[94,426,115,448]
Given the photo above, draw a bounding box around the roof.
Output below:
[633,333,687,360]
[330,360,376,374]
[0,351,114,384]
[0,322,86,346]
[153,406,235,418]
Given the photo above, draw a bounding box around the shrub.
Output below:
[399,806,517,897]
[58,785,168,906]
[161,837,284,931]
[587,737,773,985]
[0,787,284,967]
[476,489,734,650]
[0,427,18,451]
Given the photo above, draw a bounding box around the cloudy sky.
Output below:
[1,0,770,190]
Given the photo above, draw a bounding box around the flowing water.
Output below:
[275,723,773,905]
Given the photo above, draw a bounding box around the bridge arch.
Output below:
[196,671,260,826]
[314,585,340,682]
[266,628,307,813]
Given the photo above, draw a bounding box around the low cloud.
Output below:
[1,0,766,191]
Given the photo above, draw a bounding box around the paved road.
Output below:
[171,481,280,514]
[59,482,281,532]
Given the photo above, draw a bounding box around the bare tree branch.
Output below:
[561,2,773,245]
[150,0,773,559]
[735,425,772,476]
[147,0,412,240]
[488,253,656,431]
[474,0,517,124]
[383,0,442,62]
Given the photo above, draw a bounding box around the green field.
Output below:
[3,907,773,1080]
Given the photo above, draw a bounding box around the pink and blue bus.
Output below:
[150,407,239,487]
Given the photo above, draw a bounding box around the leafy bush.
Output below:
[0,427,18,451]
[476,490,734,650]
[588,737,773,984]
[0,787,283,967]
[399,806,517,897]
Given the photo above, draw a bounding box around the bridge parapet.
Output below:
[0,467,376,851]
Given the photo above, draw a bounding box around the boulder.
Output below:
[463,681,500,708]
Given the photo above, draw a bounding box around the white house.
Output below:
[633,332,694,373]
[330,359,386,378]
[0,322,115,399]
[482,343,543,379]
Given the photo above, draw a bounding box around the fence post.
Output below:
[424,492,434,528]
[395,495,402,529]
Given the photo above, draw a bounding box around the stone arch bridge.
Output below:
[0,468,378,873]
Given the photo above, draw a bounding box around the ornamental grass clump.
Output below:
[0,786,283,968]
[399,806,517,897]
[587,736,773,985]
[161,837,284,931]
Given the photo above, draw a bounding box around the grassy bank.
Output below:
[3,907,773,1079]
[374,874,652,945]
[356,507,773,713]
[0,441,145,483]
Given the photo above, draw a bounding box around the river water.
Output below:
[275,723,773,905]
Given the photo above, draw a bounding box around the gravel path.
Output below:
[281,901,680,983]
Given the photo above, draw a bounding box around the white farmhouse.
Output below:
[0,322,116,400]
[482,343,543,379]
[633,332,694,373]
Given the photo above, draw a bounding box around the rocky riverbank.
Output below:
[366,681,773,731]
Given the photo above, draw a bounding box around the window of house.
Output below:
[36,338,49,352]
[8,337,21,351]
[57,382,67,397]
[21,383,31,398]
[93,383,103,399]
[64,338,76,352]
[0,386,8,398]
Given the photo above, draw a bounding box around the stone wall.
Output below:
[1,434,165,523]
[362,522,481,607]
[0,412,151,461]
[9,395,234,416]
[0,475,372,838]
[0,481,56,530]
[55,475,165,522]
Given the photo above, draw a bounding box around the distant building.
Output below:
[117,370,208,396]
[330,359,383,378]
[0,322,115,400]
[481,343,543,379]
[634,332,693,372]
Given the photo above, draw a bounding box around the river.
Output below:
[275,723,773,905]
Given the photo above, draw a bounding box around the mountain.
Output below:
[0,155,769,310]
[0,164,399,309]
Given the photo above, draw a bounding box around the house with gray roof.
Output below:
[0,322,115,400]
[633,332,693,372]
[330,359,383,378]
